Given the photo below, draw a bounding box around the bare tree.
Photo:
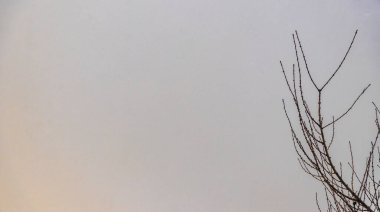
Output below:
[280,30,380,211]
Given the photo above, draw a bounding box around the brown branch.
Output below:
[321,30,359,90]
[281,29,379,212]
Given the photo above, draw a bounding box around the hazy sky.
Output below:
[0,0,379,211]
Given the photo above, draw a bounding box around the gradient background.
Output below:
[0,0,379,211]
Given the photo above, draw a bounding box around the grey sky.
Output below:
[0,0,379,211]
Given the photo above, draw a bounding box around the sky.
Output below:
[0,0,379,211]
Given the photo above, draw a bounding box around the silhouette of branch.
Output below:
[281,30,379,212]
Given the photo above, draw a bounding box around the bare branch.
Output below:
[281,30,379,212]
[323,84,371,129]
[321,30,359,90]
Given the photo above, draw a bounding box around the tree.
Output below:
[280,30,380,211]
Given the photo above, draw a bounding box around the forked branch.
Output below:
[281,30,380,211]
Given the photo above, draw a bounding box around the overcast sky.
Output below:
[0,0,379,211]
